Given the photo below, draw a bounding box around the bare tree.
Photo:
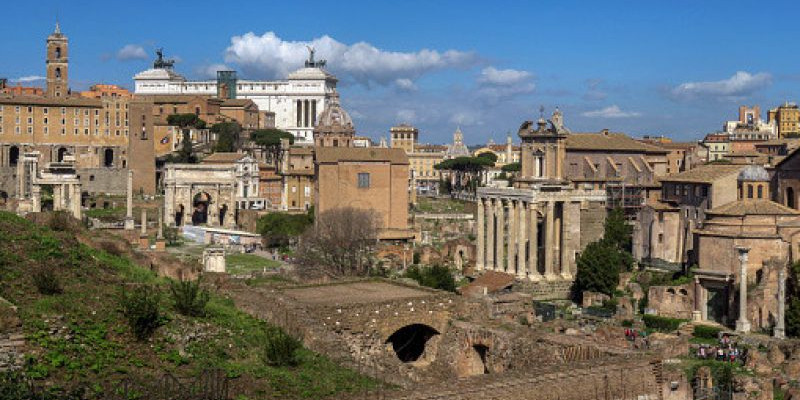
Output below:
[295,207,380,278]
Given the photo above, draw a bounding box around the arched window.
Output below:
[103,148,114,167]
[55,47,61,58]
[757,185,763,199]
[747,185,753,199]
[55,67,61,79]
[9,146,19,166]
[57,147,67,162]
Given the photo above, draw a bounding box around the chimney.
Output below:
[601,129,610,136]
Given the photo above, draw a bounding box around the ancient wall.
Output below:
[78,168,127,195]
[579,202,606,248]
[0,296,24,371]
[648,284,694,319]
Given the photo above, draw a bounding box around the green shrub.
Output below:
[169,279,210,317]
[119,285,162,341]
[31,265,63,295]
[621,319,634,328]
[642,314,685,332]
[693,325,723,339]
[263,326,300,367]
[405,265,456,292]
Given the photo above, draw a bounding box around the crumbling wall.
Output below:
[0,296,24,371]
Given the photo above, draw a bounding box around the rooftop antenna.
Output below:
[539,105,545,119]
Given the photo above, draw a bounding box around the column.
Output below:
[692,277,703,321]
[31,185,41,212]
[775,264,786,339]
[735,246,751,333]
[517,201,527,279]
[53,185,63,212]
[495,199,505,273]
[486,199,495,271]
[124,170,134,230]
[528,203,541,280]
[561,201,576,280]
[544,201,556,279]
[157,207,164,240]
[507,200,517,273]
[476,198,485,271]
[140,208,148,236]
[554,202,562,276]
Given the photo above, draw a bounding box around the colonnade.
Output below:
[476,196,579,281]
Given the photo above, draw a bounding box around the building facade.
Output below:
[314,147,412,240]
[134,50,337,144]
[768,102,800,138]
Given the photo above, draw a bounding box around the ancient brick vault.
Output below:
[227,280,663,400]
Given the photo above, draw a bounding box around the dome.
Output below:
[317,92,353,128]
[737,165,770,182]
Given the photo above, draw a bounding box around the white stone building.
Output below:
[134,51,337,144]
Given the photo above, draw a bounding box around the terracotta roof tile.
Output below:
[566,133,669,153]
[659,164,743,184]
[315,147,409,164]
[708,199,800,216]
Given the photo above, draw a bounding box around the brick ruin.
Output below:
[225,279,664,399]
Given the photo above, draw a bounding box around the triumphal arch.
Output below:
[163,155,263,229]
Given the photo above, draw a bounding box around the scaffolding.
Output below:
[606,182,644,218]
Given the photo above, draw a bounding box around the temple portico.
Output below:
[475,187,605,284]
[473,109,607,292]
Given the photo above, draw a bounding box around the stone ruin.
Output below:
[226,279,664,399]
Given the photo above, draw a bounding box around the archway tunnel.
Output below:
[386,324,439,363]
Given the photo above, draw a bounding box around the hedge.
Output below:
[643,314,686,332]
[693,325,723,339]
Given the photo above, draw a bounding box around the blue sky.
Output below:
[3,0,800,144]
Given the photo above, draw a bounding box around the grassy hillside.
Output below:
[0,211,375,399]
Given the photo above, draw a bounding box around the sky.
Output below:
[3,0,800,145]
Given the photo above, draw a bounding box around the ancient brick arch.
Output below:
[386,323,440,364]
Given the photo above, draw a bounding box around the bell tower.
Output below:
[46,22,68,98]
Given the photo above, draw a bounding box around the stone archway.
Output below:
[9,146,19,166]
[192,192,211,225]
[386,324,439,363]
[219,204,228,226]
[175,204,185,226]
[457,344,490,377]
[104,148,114,167]
[57,147,68,162]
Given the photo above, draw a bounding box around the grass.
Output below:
[414,197,467,214]
[226,253,281,275]
[0,211,377,399]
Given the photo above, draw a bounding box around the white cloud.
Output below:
[116,44,148,61]
[396,109,417,123]
[479,67,532,86]
[449,111,483,126]
[223,31,478,86]
[13,75,45,83]
[477,66,535,101]
[195,63,231,79]
[394,78,417,91]
[669,71,772,100]
[581,105,641,118]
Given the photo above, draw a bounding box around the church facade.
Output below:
[474,110,607,298]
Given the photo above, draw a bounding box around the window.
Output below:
[702,186,708,197]
[43,108,48,114]
[747,185,753,199]
[27,117,32,124]
[658,233,664,244]
[61,107,66,114]
[43,127,48,135]
[757,185,763,198]
[27,126,32,134]
[43,117,48,124]
[357,173,370,188]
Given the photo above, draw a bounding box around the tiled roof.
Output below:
[566,133,669,153]
[659,164,743,183]
[708,199,800,216]
[460,271,514,297]
[315,147,409,164]
[201,152,247,163]
[220,99,256,107]
[0,95,102,107]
